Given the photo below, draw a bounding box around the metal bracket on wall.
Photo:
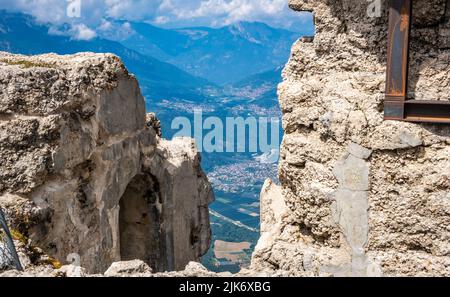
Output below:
[384,0,450,123]
[0,207,23,271]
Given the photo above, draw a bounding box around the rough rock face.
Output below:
[252,0,450,276]
[0,52,214,274]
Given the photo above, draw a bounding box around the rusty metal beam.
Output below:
[384,0,412,120]
[404,100,450,123]
[384,0,450,123]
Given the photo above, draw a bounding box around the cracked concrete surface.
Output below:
[251,0,450,277]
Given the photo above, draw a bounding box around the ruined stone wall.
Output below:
[0,52,213,273]
[252,0,450,276]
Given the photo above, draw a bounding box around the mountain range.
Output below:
[113,20,305,85]
[0,11,211,102]
[0,10,313,99]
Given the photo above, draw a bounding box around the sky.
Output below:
[0,0,313,40]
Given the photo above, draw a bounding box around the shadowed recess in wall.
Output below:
[119,173,163,272]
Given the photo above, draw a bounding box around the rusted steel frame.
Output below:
[404,100,450,123]
[384,0,450,123]
[384,0,412,120]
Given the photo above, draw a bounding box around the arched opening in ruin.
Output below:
[119,173,163,271]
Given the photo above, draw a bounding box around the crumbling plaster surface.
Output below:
[251,0,450,276]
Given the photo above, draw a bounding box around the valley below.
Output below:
[148,85,282,272]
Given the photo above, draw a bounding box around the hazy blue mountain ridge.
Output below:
[114,20,309,85]
[0,11,213,101]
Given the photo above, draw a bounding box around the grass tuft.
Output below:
[47,257,63,269]
[0,59,56,69]
[10,229,28,245]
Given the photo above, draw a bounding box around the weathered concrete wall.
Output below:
[0,52,214,273]
[252,0,450,276]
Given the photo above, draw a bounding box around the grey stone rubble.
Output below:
[0,259,235,277]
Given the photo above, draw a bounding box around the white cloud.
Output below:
[72,23,97,40]
[0,0,67,23]
[97,20,135,41]
[98,19,113,31]
[103,0,161,20]
[153,15,170,25]
[0,0,312,34]
[155,0,311,29]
